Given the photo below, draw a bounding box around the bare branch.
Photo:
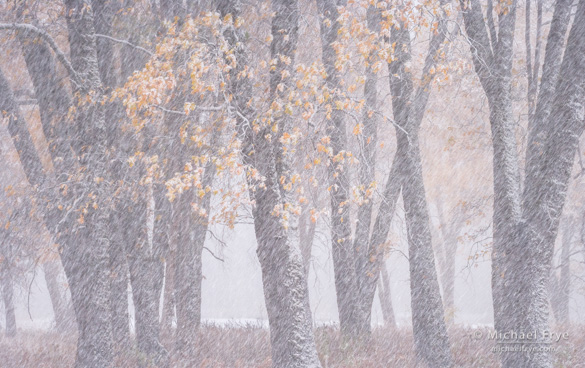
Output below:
[94,33,154,57]
[203,246,224,262]
[0,23,81,87]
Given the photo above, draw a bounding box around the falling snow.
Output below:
[0,0,585,367]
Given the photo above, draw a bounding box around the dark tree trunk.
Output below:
[359,153,402,330]
[4,10,116,366]
[153,184,169,319]
[385,3,452,366]
[172,191,204,362]
[108,221,131,351]
[353,5,382,335]
[459,0,521,344]
[127,193,168,367]
[299,205,317,277]
[63,1,115,366]
[218,0,321,366]
[461,0,585,366]
[317,0,360,335]
[10,6,114,366]
[161,96,207,365]
[396,129,452,368]
[508,3,585,366]
[91,0,135,356]
[550,219,572,326]
[557,221,571,325]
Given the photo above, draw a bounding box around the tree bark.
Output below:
[396,129,452,368]
[354,4,383,334]
[91,0,135,356]
[435,198,457,324]
[43,258,76,333]
[124,178,168,367]
[508,2,585,366]
[557,220,571,325]
[63,1,115,366]
[385,3,452,366]
[459,0,521,340]
[378,265,396,328]
[299,205,317,277]
[108,220,131,351]
[218,0,322,366]
[317,0,360,335]
[461,0,585,366]
[0,256,16,338]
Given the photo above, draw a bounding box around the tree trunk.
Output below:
[124,179,168,367]
[378,265,396,328]
[386,3,452,366]
[43,258,76,333]
[557,220,571,325]
[462,0,585,366]
[299,205,317,277]
[550,219,572,326]
[91,0,135,355]
[9,8,116,366]
[353,5,381,335]
[160,247,176,342]
[153,184,169,321]
[0,259,16,338]
[172,191,204,362]
[218,0,322,366]
[396,129,452,368]
[459,0,521,350]
[359,154,402,331]
[508,3,585,366]
[317,0,360,335]
[63,1,115,366]
[108,221,131,352]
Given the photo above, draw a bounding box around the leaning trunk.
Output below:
[396,129,452,368]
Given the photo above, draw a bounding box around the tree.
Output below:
[317,0,360,335]
[460,0,585,366]
[218,0,323,365]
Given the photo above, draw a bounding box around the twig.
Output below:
[152,104,224,115]
[203,246,224,262]
[95,33,154,56]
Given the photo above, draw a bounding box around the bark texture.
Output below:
[317,0,360,335]
[219,0,321,366]
[63,1,114,366]
[0,254,16,338]
[43,259,76,333]
[460,0,585,366]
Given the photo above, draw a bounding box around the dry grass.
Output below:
[1,325,583,367]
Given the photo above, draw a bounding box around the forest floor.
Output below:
[1,325,583,367]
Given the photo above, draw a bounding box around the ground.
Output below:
[0,326,583,367]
